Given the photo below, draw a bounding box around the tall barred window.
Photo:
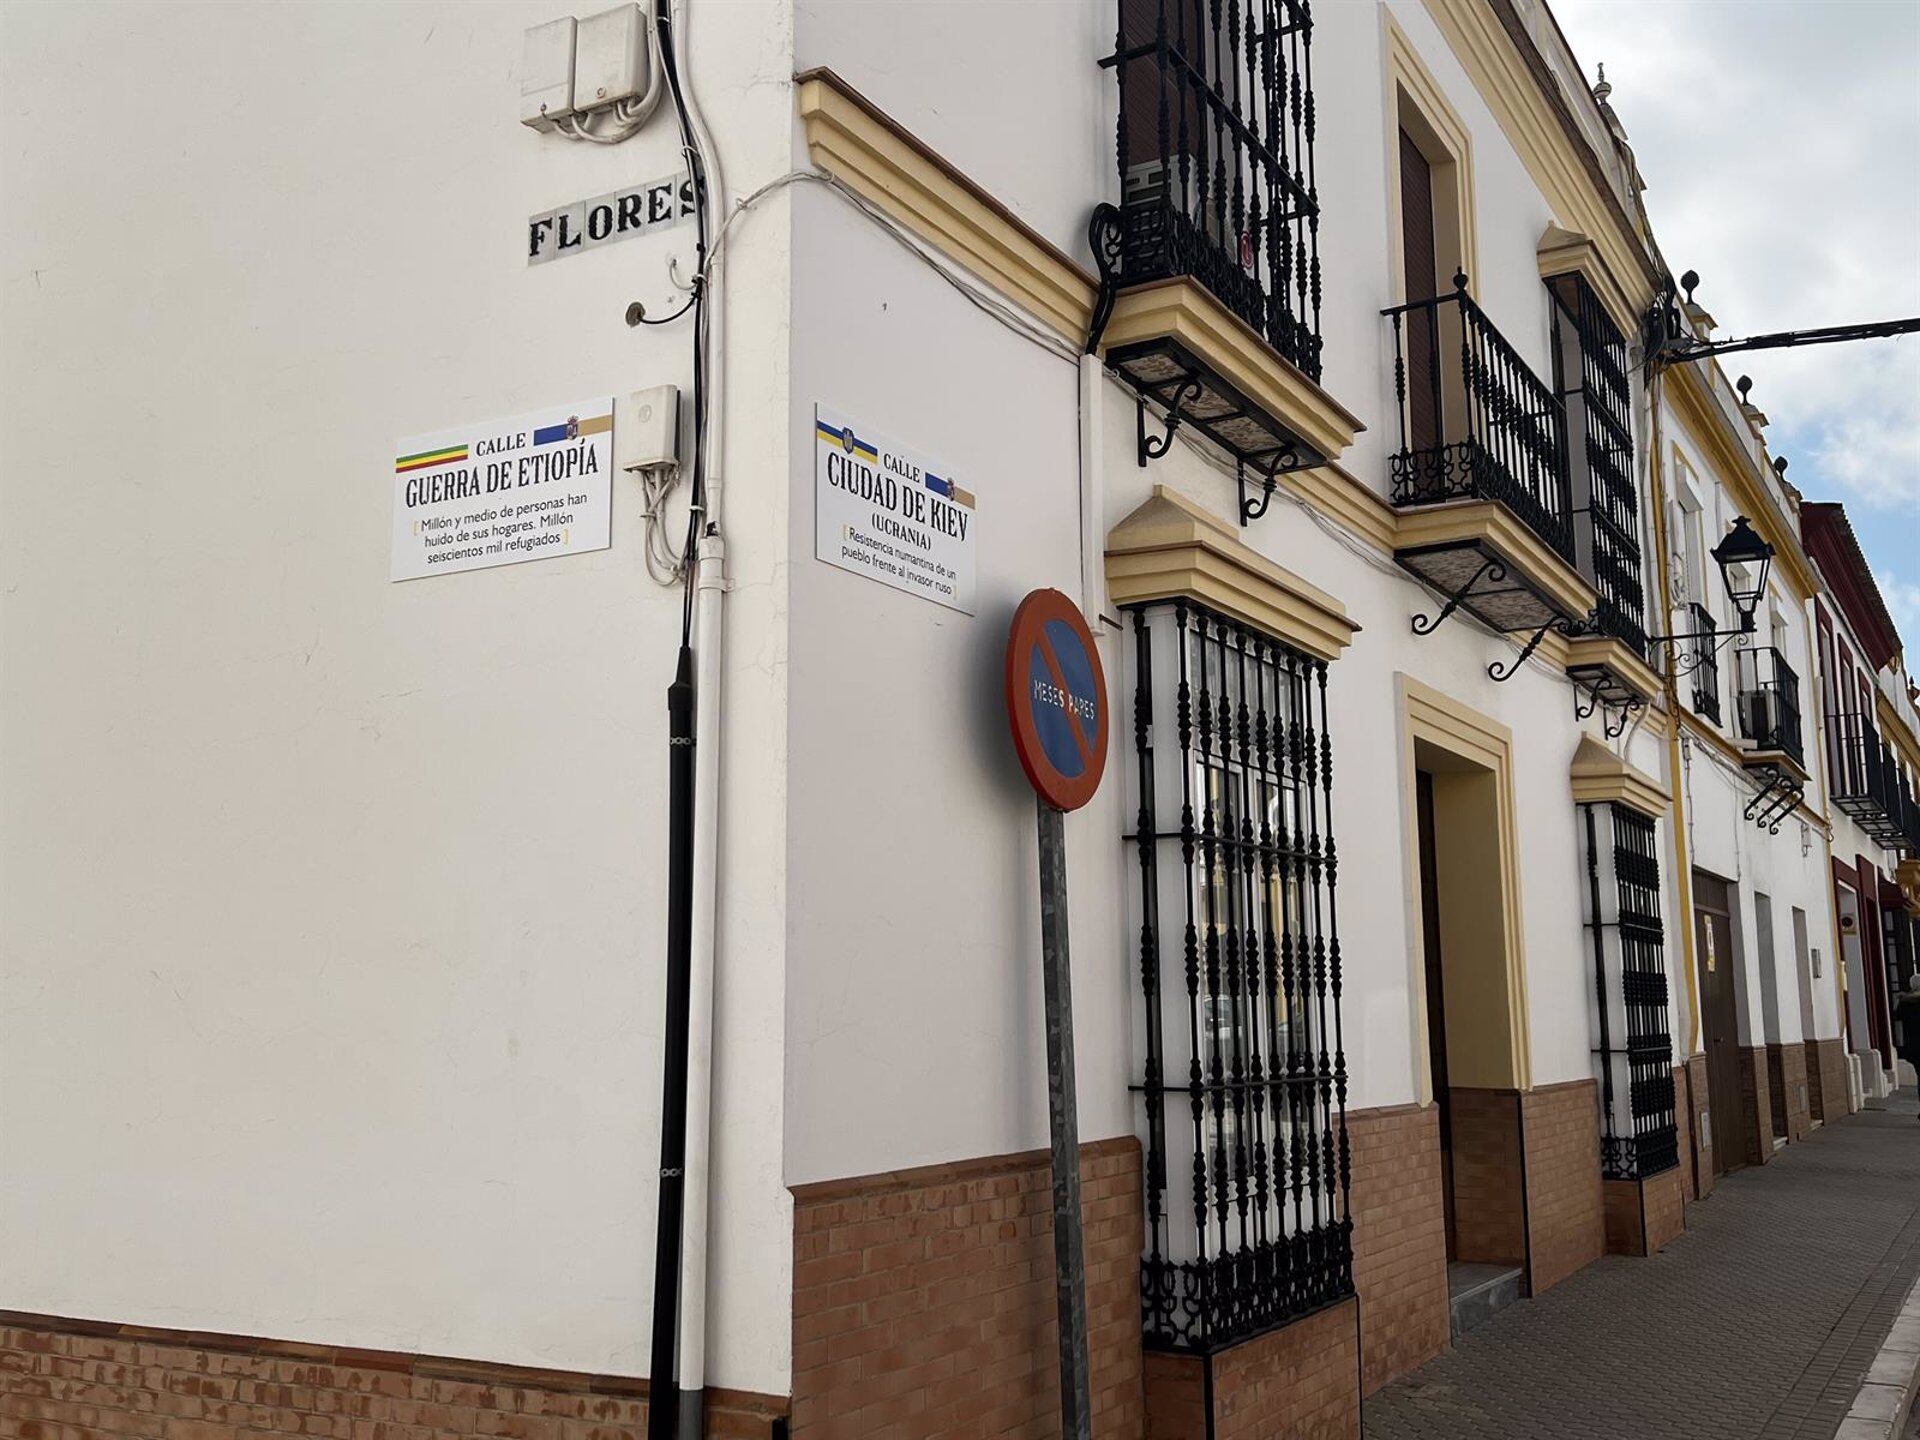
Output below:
[1125,597,1351,1353]
[1582,802,1678,1179]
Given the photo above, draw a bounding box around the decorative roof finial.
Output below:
[1593,62,1611,105]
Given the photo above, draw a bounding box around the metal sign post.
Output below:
[1003,589,1108,1440]
[1035,798,1091,1440]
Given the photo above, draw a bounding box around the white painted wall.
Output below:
[1,0,795,1392]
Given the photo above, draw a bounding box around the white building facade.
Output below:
[4,1,1913,1437]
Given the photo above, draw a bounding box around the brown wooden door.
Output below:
[1416,770,1456,1258]
[1694,889,1744,1176]
[1398,129,1441,455]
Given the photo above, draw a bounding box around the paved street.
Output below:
[1365,1090,1920,1440]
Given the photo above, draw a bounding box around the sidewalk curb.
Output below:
[1838,1274,1920,1439]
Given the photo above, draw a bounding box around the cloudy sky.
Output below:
[1551,0,1920,652]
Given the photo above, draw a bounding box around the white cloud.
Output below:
[1554,0,1920,515]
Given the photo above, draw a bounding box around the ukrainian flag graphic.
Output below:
[815,419,878,462]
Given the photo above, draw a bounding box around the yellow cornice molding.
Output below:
[1536,224,1639,340]
[1099,278,1367,466]
[795,67,1095,341]
[1563,634,1664,703]
[1394,499,1600,622]
[1285,461,1399,553]
[1665,366,1818,602]
[1105,485,1359,662]
[1419,0,1656,311]
[1570,734,1670,816]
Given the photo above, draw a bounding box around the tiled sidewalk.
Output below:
[1364,1089,1920,1440]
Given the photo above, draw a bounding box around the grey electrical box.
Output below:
[519,17,578,130]
[620,386,679,472]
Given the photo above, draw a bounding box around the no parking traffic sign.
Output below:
[1003,586,1104,1440]
[1003,589,1108,813]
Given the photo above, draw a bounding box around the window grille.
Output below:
[1125,597,1351,1354]
[1688,603,1720,723]
[1549,272,1646,654]
[1583,802,1678,1180]
[1104,0,1324,377]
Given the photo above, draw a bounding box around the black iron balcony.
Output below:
[1102,0,1323,379]
[1688,604,1720,723]
[1384,277,1575,565]
[1830,712,1908,846]
[1733,647,1802,767]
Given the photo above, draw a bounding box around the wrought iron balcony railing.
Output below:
[1688,604,1720,723]
[1384,278,1575,564]
[1830,711,1907,845]
[1103,0,1324,378]
[1733,646,1803,767]
[1838,711,1920,855]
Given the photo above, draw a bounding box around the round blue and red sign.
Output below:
[1004,589,1108,812]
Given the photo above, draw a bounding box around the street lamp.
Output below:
[1710,516,1774,635]
[1648,514,1777,649]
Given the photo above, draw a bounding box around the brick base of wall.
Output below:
[1808,1038,1851,1124]
[1683,1055,1715,1199]
[788,1136,1144,1440]
[1519,1081,1605,1295]
[1768,1042,1812,1142]
[1142,1299,1358,1440]
[1345,1103,1449,1396]
[1739,1046,1777,1167]
[0,1314,785,1440]
[1446,1090,1527,1269]
[1601,1164,1686,1258]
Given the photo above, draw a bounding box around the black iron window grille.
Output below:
[1583,803,1678,1181]
[1102,0,1324,378]
[1125,597,1351,1354]
[1383,275,1575,563]
[1687,603,1720,723]
[1734,646,1803,766]
[1830,711,1914,848]
[1548,273,1646,654]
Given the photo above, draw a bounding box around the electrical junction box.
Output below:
[620,386,679,472]
[574,5,648,111]
[519,16,577,130]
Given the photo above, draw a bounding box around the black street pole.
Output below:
[647,646,696,1440]
[1036,798,1092,1440]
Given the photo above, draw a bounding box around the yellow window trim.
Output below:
[1569,734,1669,817]
[1537,224,1640,342]
[1385,15,1480,297]
[1104,485,1359,663]
[1398,676,1533,1096]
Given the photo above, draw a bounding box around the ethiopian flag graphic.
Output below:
[395,442,469,474]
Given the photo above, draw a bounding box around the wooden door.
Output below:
[1398,129,1441,456]
[1416,771,1456,1257]
[1694,892,1743,1176]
